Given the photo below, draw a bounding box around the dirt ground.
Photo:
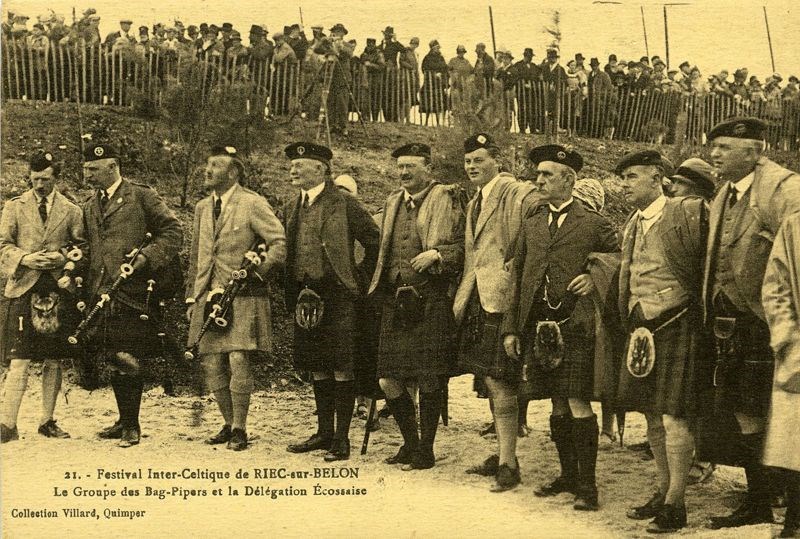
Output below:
[1,372,781,538]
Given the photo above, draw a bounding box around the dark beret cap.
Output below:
[529,144,583,173]
[83,143,118,162]
[463,132,499,153]
[707,116,767,142]
[30,150,55,172]
[391,143,431,159]
[209,145,239,157]
[614,149,666,176]
[284,141,333,164]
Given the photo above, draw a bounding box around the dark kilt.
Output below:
[354,295,381,398]
[293,286,356,373]
[2,284,79,362]
[615,306,709,418]
[457,292,520,386]
[377,282,456,379]
[521,322,594,401]
[94,299,165,359]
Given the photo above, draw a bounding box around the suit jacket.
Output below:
[283,183,380,309]
[502,200,619,336]
[702,157,800,322]
[186,183,286,301]
[588,69,613,94]
[453,174,535,323]
[368,183,465,294]
[0,189,87,298]
[82,179,182,301]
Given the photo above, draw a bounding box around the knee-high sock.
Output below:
[111,374,129,425]
[312,378,336,438]
[663,415,694,506]
[41,361,62,425]
[386,391,418,450]
[1,360,29,427]
[646,413,670,495]
[573,414,599,488]
[741,432,772,508]
[492,394,518,468]
[334,380,355,441]
[518,397,529,426]
[785,470,800,529]
[231,392,250,431]
[126,374,144,427]
[550,414,578,482]
[419,390,441,453]
[213,389,234,426]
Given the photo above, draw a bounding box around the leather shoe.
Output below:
[574,485,600,511]
[490,463,521,492]
[227,428,248,451]
[287,433,333,453]
[206,425,232,445]
[401,449,435,471]
[534,476,576,497]
[707,501,773,529]
[38,419,71,439]
[324,438,350,462]
[646,504,687,533]
[98,421,124,439]
[1,423,19,443]
[466,454,499,476]
[627,491,666,520]
[118,426,141,448]
[385,444,416,465]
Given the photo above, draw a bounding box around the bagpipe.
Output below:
[67,233,152,345]
[184,241,268,360]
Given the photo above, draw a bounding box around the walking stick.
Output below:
[617,410,626,447]
[360,397,377,455]
[441,380,449,426]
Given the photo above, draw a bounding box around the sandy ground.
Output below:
[1,373,781,538]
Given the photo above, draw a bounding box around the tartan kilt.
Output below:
[615,307,709,418]
[293,288,356,373]
[95,300,164,359]
[2,284,80,362]
[457,293,520,386]
[376,283,456,379]
[188,293,273,355]
[521,322,594,401]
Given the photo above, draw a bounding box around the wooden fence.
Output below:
[3,37,798,149]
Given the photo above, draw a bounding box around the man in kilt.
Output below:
[502,145,619,510]
[186,146,286,451]
[368,143,465,470]
[613,150,709,532]
[0,151,87,442]
[283,142,380,462]
[699,117,800,529]
[81,143,182,447]
[453,133,535,492]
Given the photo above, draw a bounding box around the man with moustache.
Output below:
[454,133,535,492]
[283,142,380,462]
[369,143,465,470]
[186,146,286,451]
[81,143,182,448]
[700,117,800,529]
[502,144,618,511]
[613,150,708,532]
[0,151,87,443]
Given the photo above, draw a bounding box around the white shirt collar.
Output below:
[104,176,124,199]
[548,197,574,213]
[479,173,502,200]
[301,182,326,206]
[35,189,55,205]
[213,183,237,211]
[637,194,666,221]
[731,172,754,195]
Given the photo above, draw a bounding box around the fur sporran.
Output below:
[534,320,564,370]
[295,288,325,330]
[626,327,656,378]
[30,291,61,335]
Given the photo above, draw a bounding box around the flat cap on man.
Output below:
[120,18,133,24]
[30,150,56,172]
[707,116,767,142]
[671,157,716,195]
[614,149,668,176]
[221,22,233,31]
[83,143,118,162]
[285,141,333,164]
[464,133,499,153]
[391,143,431,159]
[529,144,583,173]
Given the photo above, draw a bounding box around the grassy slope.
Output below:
[2,101,798,392]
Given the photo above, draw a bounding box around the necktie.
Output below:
[727,184,738,209]
[302,193,309,209]
[549,204,570,236]
[405,197,415,212]
[471,191,483,232]
[99,190,109,212]
[38,197,48,223]
[213,197,222,221]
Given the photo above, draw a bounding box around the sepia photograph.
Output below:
[1,0,799,536]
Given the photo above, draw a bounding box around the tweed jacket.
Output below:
[0,189,87,298]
